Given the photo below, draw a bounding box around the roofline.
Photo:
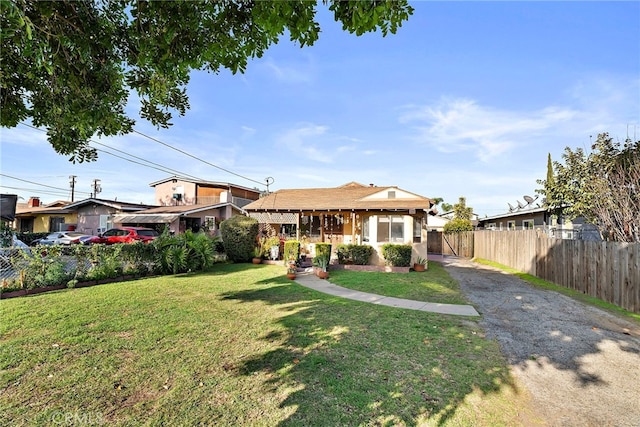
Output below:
[148,175,262,193]
[479,206,548,222]
[62,198,157,211]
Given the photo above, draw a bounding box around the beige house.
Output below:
[243,182,433,266]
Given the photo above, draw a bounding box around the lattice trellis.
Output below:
[248,212,299,224]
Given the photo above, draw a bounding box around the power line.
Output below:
[0,185,75,198]
[0,173,91,195]
[18,122,204,181]
[132,129,266,187]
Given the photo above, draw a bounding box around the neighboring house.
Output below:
[477,199,600,240]
[63,198,157,236]
[424,214,450,231]
[149,176,261,208]
[14,197,76,233]
[113,176,263,234]
[111,197,244,235]
[438,210,480,228]
[243,182,433,266]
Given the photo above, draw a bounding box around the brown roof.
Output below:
[244,183,432,212]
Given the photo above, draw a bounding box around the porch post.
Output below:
[351,211,356,243]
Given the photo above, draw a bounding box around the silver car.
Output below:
[33,231,91,245]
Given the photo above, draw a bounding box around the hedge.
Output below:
[381,244,412,267]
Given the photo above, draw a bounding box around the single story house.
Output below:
[477,201,600,240]
[62,198,157,236]
[243,182,433,266]
[14,197,76,233]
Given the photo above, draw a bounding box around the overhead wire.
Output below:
[132,129,266,188]
[0,173,91,196]
[17,122,204,181]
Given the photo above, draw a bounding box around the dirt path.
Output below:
[441,257,640,427]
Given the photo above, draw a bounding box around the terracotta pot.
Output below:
[286,273,296,280]
[317,270,329,280]
[413,263,426,272]
[252,258,262,264]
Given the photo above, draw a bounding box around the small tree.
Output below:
[444,197,473,232]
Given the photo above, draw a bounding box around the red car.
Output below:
[89,227,160,244]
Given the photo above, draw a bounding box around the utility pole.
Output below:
[92,179,102,198]
[69,175,76,202]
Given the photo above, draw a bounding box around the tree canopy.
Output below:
[1,0,414,162]
[537,133,640,242]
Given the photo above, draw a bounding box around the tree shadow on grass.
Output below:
[220,275,522,426]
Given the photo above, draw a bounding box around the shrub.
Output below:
[443,218,473,233]
[283,240,300,265]
[335,244,373,265]
[335,244,350,264]
[220,215,259,262]
[351,245,373,265]
[381,244,412,267]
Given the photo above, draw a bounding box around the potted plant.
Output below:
[286,258,297,280]
[413,256,428,272]
[313,254,330,279]
[252,246,262,264]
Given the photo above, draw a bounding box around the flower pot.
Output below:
[317,270,329,280]
[286,273,296,280]
[413,263,426,272]
[252,257,262,264]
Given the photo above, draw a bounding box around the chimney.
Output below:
[28,197,40,207]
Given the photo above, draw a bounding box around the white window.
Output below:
[362,216,370,242]
[522,219,534,230]
[377,215,404,243]
[507,221,516,230]
[487,223,496,230]
[204,216,216,231]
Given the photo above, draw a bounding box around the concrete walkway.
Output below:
[293,270,479,316]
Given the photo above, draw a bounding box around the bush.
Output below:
[283,240,300,265]
[381,244,412,267]
[335,244,350,264]
[315,243,332,260]
[335,244,373,265]
[351,245,373,265]
[220,215,258,263]
[443,218,473,233]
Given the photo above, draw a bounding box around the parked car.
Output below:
[31,231,92,246]
[1,236,32,272]
[89,227,160,244]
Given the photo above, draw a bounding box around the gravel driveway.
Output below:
[441,257,640,427]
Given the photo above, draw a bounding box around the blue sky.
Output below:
[1,1,639,217]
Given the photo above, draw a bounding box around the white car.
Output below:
[33,231,91,245]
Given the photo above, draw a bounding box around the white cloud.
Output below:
[276,124,332,163]
[399,97,579,162]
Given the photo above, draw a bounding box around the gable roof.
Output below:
[244,183,432,212]
[62,198,156,212]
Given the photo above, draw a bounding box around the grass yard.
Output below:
[327,262,469,305]
[1,263,536,426]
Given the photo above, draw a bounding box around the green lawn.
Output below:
[1,263,538,426]
[327,261,469,305]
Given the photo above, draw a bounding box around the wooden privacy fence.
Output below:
[427,231,474,258]
[474,230,640,313]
